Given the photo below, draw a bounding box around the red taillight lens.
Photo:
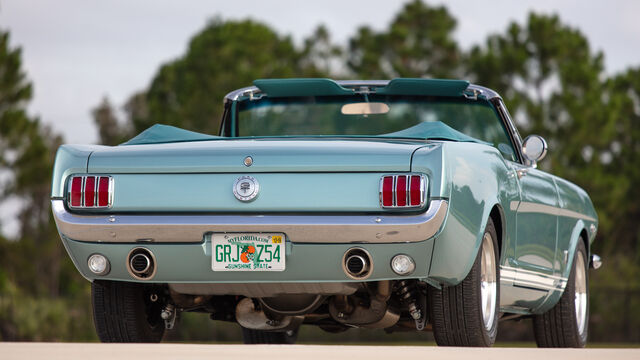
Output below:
[380,174,425,209]
[382,176,394,207]
[98,176,110,207]
[68,175,112,209]
[410,175,422,206]
[396,175,407,207]
[84,176,96,207]
[70,177,83,207]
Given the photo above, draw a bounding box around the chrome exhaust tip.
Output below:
[127,247,157,280]
[342,248,373,280]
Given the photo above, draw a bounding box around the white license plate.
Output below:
[211,233,285,271]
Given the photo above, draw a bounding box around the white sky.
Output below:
[1,0,639,145]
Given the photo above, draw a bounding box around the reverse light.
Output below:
[379,174,426,208]
[68,175,113,209]
[87,254,110,275]
[391,254,416,275]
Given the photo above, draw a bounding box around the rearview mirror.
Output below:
[341,102,389,115]
[522,135,548,164]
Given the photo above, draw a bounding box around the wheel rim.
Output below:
[574,251,588,335]
[480,233,497,331]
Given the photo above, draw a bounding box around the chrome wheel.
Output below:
[480,232,497,331]
[574,251,587,336]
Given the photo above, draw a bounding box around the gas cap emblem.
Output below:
[233,175,259,202]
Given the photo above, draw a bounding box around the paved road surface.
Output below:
[2,343,638,360]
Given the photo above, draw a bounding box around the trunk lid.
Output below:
[88,139,426,173]
[86,139,429,213]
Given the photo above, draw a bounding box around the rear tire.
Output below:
[428,217,500,346]
[533,240,588,348]
[92,280,165,342]
[241,327,298,344]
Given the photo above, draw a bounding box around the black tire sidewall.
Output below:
[478,219,500,345]
[572,241,589,346]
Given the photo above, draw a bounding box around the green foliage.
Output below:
[92,97,131,146]
[131,18,327,136]
[466,13,639,257]
[0,29,94,340]
[589,254,640,342]
[348,0,460,78]
[0,273,96,341]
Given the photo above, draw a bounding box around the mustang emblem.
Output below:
[240,182,251,194]
[233,176,259,202]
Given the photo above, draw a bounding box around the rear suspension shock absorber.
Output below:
[395,280,426,330]
[396,280,421,320]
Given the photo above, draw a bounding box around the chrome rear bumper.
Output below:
[51,199,448,244]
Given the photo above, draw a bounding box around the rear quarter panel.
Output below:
[51,144,106,198]
[412,141,520,285]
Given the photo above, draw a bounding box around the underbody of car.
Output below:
[52,78,600,346]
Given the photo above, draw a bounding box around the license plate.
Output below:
[212,233,285,271]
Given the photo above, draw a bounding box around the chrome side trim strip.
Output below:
[510,201,597,222]
[52,199,448,244]
[500,265,567,292]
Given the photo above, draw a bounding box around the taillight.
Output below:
[70,177,83,207]
[381,176,394,207]
[67,175,113,209]
[379,174,426,209]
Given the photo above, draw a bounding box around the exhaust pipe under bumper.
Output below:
[235,297,303,331]
[328,280,400,329]
[342,247,373,280]
[127,247,157,280]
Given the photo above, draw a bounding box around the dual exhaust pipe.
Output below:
[127,247,156,280]
[342,248,373,279]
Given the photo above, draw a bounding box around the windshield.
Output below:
[235,95,516,160]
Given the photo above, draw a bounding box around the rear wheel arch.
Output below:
[562,221,590,281]
[579,229,589,259]
[489,204,505,259]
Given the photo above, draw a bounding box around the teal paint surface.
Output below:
[86,139,424,174]
[420,142,520,285]
[121,124,221,145]
[101,172,408,213]
[376,78,469,97]
[513,166,559,277]
[381,122,485,143]
[252,78,470,98]
[254,78,354,97]
[61,235,435,283]
[51,144,102,197]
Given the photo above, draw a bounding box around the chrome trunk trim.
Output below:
[51,199,448,244]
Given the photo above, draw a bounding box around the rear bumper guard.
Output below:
[51,199,448,244]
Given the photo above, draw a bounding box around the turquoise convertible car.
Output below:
[51,78,600,347]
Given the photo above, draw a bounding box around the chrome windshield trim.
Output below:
[222,81,500,104]
[52,199,448,244]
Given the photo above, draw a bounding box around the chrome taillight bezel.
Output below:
[379,174,427,209]
[67,175,114,209]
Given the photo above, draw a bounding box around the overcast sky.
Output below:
[1,0,640,145]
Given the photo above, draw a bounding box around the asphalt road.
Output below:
[2,343,639,360]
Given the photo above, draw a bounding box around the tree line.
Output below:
[1,0,638,342]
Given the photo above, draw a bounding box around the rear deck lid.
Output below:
[87,139,426,173]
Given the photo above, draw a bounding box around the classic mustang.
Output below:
[51,78,601,347]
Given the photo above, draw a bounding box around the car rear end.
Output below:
[52,139,447,286]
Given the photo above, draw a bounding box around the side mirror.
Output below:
[522,135,548,165]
